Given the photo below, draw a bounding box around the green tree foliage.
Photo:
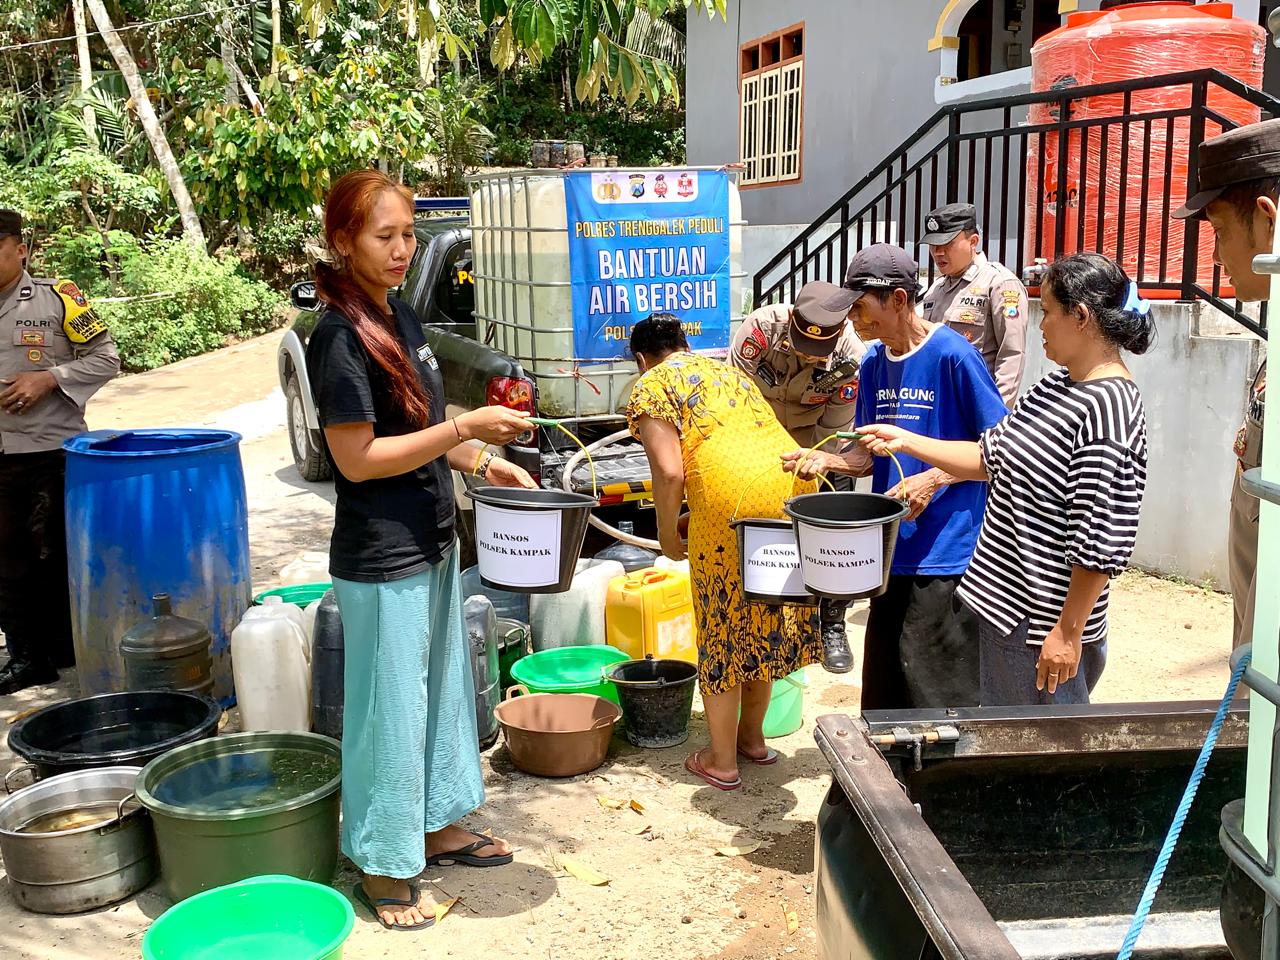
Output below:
[178,50,435,231]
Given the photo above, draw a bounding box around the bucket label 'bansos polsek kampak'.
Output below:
[795,524,883,596]
[474,504,563,589]
[741,524,809,599]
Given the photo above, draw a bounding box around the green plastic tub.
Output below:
[510,645,629,704]
[253,584,331,608]
[142,874,354,960]
[135,731,342,902]
[762,669,807,739]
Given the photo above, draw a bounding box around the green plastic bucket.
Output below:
[510,645,629,704]
[142,874,354,960]
[762,669,807,739]
[253,584,332,608]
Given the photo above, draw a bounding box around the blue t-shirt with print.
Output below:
[854,324,1008,576]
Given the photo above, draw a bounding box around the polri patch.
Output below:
[835,380,858,405]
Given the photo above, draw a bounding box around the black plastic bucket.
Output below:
[783,492,909,603]
[606,656,698,749]
[7,691,222,783]
[465,487,599,594]
[730,518,816,606]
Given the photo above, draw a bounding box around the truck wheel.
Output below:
[286,375,332,482]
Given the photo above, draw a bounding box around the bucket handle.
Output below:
[114,791,139,823]
[3,763,35,794]
[504,684,531,701]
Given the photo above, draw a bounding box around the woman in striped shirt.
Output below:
[858,253,1152,705]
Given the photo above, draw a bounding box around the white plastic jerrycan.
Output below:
[278,551,331,586]
[232,596,312,731]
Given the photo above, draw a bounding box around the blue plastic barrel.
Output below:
[63,430,251,705]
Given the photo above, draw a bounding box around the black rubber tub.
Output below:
[606,656,698,749]
[7,690,221,785]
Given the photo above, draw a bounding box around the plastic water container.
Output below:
[465,595,500,749]
[594,522,658,573]
[278,552,330,586]
[460,565,530,624]
[310,590,344,741]
[605,569,697,664]
[762,669,807,739]
[231,597,311,731]
[653,556,691,576]
[530,558,625,651]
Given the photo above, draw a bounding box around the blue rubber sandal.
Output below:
[353,881,435,931]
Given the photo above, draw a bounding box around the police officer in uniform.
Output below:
[729,281,867,675]
[0,210,120,694]
[1173,121,1278,655]
[919,203,1028,406]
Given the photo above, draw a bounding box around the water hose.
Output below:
[1114,651,1251,959]
[529,417,597,499]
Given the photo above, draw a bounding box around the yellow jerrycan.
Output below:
[605,568,697,665]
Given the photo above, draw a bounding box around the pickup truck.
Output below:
[814,703,1257,959]
[278,202,656,563]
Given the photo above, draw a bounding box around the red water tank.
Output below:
[1027,1,1264,294]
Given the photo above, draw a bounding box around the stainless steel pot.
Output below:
[0,766,156,914]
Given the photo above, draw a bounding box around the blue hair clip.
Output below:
[1123,281,1151,318]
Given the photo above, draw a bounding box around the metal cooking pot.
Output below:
[0,766,155,914]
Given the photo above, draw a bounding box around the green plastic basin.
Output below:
[253,584,331,608]
[762,669,807,739]
[142,874,354,960]
[510,645,629,704]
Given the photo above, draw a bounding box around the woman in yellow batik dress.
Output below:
[626,314,822,791]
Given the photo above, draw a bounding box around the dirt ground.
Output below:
[0,332,1238,959]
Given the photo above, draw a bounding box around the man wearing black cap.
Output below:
[1173,119,1276,655]
[783,244,1008,709]
[919,202,1028,406]
[730,281,866,675]
[0,209,120,694]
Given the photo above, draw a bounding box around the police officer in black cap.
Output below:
[1173,119,1278,657]
[919,203,1028,406]
[0,210,120,694]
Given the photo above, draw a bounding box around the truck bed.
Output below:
[814,704,1249,960]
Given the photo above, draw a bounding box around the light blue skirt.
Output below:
[332,547,483,879]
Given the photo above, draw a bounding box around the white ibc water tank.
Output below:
[232,597,312,731]
[469,169,746,419]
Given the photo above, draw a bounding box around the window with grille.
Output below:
[739,25,804,187]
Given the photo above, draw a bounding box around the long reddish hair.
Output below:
[315,169,430,428]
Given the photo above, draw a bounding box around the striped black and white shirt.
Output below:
[956,370,1148,645]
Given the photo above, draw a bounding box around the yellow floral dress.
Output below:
[626,352,822,695]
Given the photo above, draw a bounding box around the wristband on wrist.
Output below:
[452,418,463,442]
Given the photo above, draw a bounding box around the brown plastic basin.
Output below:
[493,687,620,777]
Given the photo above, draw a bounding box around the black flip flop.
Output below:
[425,830,514,868]
[353,881,435,931]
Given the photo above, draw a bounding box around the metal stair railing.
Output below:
[752,68,1280,340]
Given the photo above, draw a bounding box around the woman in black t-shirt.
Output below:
[305,169,533,930]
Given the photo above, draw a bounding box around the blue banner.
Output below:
[564,169,732,362]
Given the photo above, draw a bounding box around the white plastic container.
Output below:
[468,168,746,419]
[231,597,312,731]
[529,557,625,651]
[278,552,330,586]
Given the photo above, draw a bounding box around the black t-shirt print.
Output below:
[304,297,454,582]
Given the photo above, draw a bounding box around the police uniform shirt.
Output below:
[728,302,866,450]
[0,272,120,454]
[921,252,1027,406]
